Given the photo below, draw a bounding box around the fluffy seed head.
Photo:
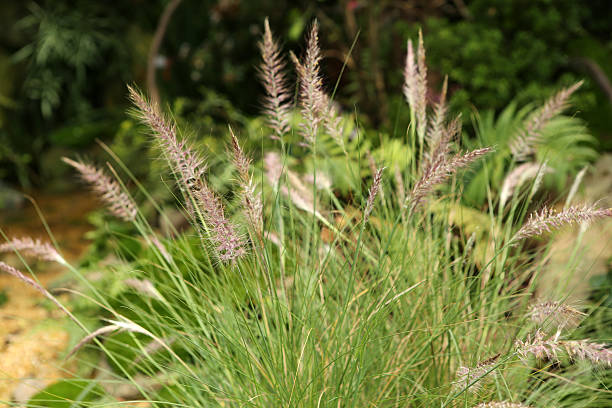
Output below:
[364,167,384,224]
[303,172,332,190]
[474,402,532,408]
[129,87,243,262]
[516,329,612,366]
[403,30,428,141]
[63,158,137,222]
[408,147,493,212]
[264,152,322,217]
[423,114,461,173]
[510,81,582,161]
[264,151,283,186]
[229,128,263,234]
[454,354,500,392]
[499,162,551,208]
[0,237,64,263]
[291,20,325,145]
[513,204,612,241]
[194,181,246,263]
[427,75,448,144]
[149,235,171,263]
[0,261,74,321]
[394,165,406,205]
[128,85,206,188]
[124,278,164,301]
[258,18,291,139]
[528,301,586,330]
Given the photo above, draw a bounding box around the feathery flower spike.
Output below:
[291,20,325,145]
[528,300,585,330]
[0,237,64,264]
[128,85,206,188]
[407,147,493,212]
[0,261,74,321]
[195,182,246,262]
[454,354,500,391]
[291,20,345,148]
[258,18,291,139]
[124,278,164,301]
[510,81,583,161]
[513,204,612,241]
[264,152,322,218]
[427,75,448,144]
[403,39,417,108]
[415,30,428,140]
[474,402,531,408]
[130,87,244,262]
[516,329,612,366]
[364,167,384,224]
[423,114,461,173]
[403,30,428,141]
[149,235,172,263]
[499,162,551,208]
[229,128,263,234]
[63,158,137,222]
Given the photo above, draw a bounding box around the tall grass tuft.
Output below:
[4,19,612,408]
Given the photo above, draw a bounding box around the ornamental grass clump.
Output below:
[3,19,612,408]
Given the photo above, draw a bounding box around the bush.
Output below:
[2,19,611,408]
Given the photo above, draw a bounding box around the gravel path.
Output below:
[0,191,97,403]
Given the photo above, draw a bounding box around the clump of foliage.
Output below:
[423,0,586,111]
[2,19,612,408]
[3,0,611,188]
[0,0,137,186]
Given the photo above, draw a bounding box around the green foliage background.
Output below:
[0,0,610,185]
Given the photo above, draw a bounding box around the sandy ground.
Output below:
[0,191,97,403]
